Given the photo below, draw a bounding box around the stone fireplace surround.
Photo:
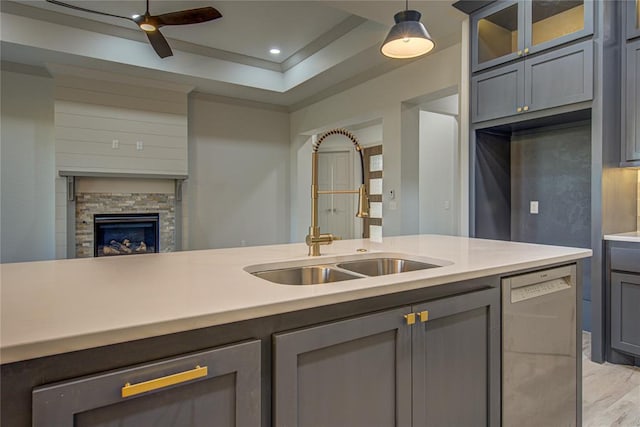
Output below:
[76,193,174,258]
[59,173,185,259]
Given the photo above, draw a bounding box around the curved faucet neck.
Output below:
[314,128,365,184]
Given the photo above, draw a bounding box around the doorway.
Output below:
[317,150,355,239]
[418,94,460,235]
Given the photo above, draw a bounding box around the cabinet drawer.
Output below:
[611,247,640,273]
[32,340,261,427]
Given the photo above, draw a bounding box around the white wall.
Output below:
[419,111,458,235]
[1,69,56,263]
[290,43,462,238]
[188,94,291,249]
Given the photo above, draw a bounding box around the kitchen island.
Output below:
[1,235,591,426]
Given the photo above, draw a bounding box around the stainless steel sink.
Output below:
[336,258,440,276]
[246,252,450,285]
[251,265,361,286]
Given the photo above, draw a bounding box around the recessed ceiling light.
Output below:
[269,48,281,55]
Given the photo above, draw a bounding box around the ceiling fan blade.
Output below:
[155,7,222,27]
[145,29,173,58]
[45,0,133,22]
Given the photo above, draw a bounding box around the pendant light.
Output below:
[381,0,435,59]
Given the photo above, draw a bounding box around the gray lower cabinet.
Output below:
[273,287,500,427]
[32,340,261,427]
[624,39,640,163]
[611,272,640,357]
[472,40,593,123]
[412,288,500,427]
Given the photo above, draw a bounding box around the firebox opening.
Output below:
[94,213,160,257]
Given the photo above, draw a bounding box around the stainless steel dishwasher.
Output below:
[502,264,577,427]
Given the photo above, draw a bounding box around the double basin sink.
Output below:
[246,253,450,286]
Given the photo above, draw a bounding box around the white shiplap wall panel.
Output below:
[55,75,188,109]
[55,89,186,117]
[56,140,186,161]
[54,77,188,176]
[55,101,187,126]
[56,153,187,174]
[55,112,187,138]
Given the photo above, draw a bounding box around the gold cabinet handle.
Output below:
[517,50,523,56]
[523,105,529,111]
[524,47,529,54]
[517,107,523,113]
[418,310,429,322]
[404,313,416,325]
[122,365,208,398]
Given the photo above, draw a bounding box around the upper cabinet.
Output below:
[626,0,640,41]
[472,40,593,123]
[472,0,594,73]
[624,40,640,163]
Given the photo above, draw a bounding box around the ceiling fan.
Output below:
[45,0,222,58]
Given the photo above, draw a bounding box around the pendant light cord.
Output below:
[405,0,408,11]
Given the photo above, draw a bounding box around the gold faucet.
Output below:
[306,128,369,256]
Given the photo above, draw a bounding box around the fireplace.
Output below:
[94,213,160,257]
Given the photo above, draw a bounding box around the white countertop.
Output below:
[603,231,640,243]
[0,235,591,364]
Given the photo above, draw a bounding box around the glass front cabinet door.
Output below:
[472,0,594,72]
[627,0,640,40]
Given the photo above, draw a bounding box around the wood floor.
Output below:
[582,332,640,427]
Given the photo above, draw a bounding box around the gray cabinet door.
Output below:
[32,340,261,427]
[611,272,640,357]
[472,62,524,123]
[273,306,412,427]
[625,39,640,162]
[524,40,593,113]
[411,287,500,427]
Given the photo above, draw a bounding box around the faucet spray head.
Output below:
[356,184,369,218]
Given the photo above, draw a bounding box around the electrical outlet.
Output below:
[530,201,539,214]
[112,139,119,149]
[136,141,144,151]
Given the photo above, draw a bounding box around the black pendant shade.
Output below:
[381,9,435,59]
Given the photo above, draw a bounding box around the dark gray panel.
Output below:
[412,287,501,427]
[510,123,591,246]
[611,272,640,357]
[32,341,261,427]
[273,306,412,427]
[525,41,594,112]
[475,130,511,240]
[472,62,524,122]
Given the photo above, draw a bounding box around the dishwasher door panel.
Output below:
[502,264,577,427]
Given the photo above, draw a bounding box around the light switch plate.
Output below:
[530,201,539,214]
